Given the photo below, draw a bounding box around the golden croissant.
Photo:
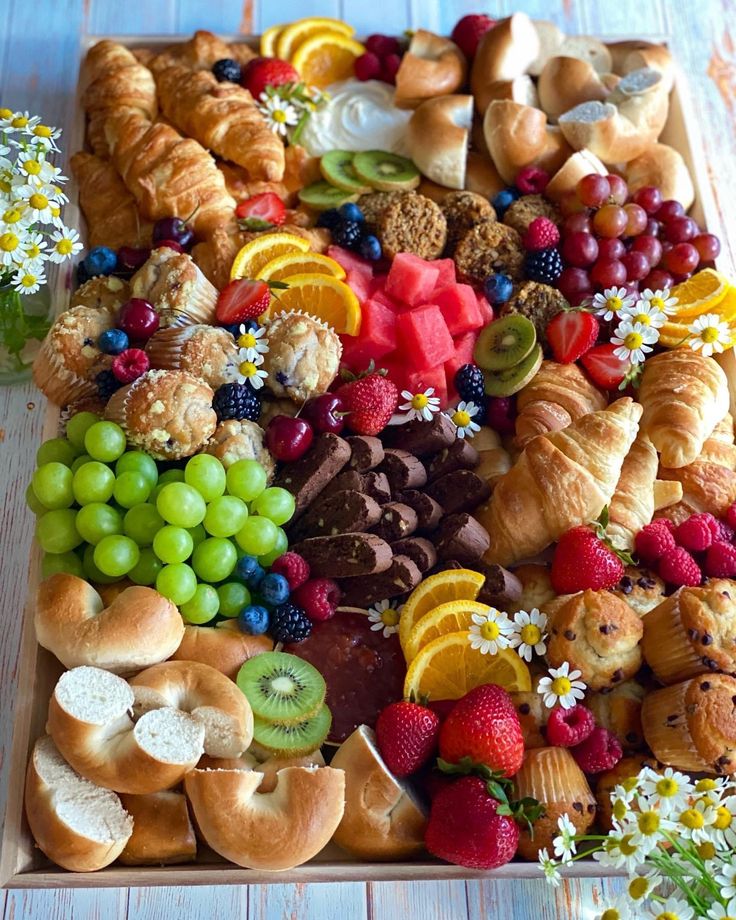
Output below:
[154,30,255,72]
[476,398,642,566]
[638,348,729,468]
[606,433,659,551]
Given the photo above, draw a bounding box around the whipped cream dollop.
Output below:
[300,79,411,157]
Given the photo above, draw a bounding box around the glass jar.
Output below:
[0,280,52,384]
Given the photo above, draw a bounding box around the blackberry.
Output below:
[524,247,563,285]
[270,602,312,643]
[454,364,486,404]
[213,382,261,422]
[96,369,122,399]
[316,208,342,231]
[212,58,242,83]
[332,219,363,250]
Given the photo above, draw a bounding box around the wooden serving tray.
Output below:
[0,32,729,889]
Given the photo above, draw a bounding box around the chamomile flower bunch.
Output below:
[257,83,329,143]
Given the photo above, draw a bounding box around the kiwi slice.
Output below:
[473,315,537,372]
[236,651,326,724]
[352,150,421,192]
[320,150,372,195]
[252,705,332,757]
[298,180,359,211]
[483,343,543,398]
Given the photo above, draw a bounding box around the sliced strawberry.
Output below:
[215,279,271,325]
[235,192,286,230]
[580,343,631,390]
[241,58,299,100]
[546,310,599,364]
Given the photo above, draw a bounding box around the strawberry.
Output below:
[438,684,524,777]
[580,343,631,390]
[546,310,599,364]
[215,279,271,325]
[241,57,299,100]
[551,514,630,594]
[337,369,399,436]
[235,192,286,230]
[375,701,440,777]
[450,14,496,59]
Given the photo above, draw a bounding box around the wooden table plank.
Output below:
[127,885,247,920]
[4,888,126,920]
[369,880,469,920]
[249,882,368,919]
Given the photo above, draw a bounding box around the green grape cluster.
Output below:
[28,412,293,625]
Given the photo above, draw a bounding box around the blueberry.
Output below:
[359,234,382,261]
[491,187,520,218]
[98,328,129,355]
[83,246,118,278]
[235,554,265,589]
[339,202,364,223]
[259,572,290,606]
[237,604,270,636]
[212,58,242,83]
[484,273,514,305]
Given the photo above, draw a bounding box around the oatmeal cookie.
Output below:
[441,191,496,255]
[502,194,562,235]
[377,194,447,260]
[500,281,567,342]
[263,311,342,403]
[358,190,411,227]
[454,219,524,283]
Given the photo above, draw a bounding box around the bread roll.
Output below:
[538,57,611,122]
[407,95,473,190]
[529,20,565,75]
[623,143,694,210]
[118,790,196,865]
[607,40,674,92]
[483,100,572,185]
[172,621,272,681]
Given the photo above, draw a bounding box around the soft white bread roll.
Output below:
[172,621,272,682]
[465,151,505,199]
[538,57,611,122]
[557,35,613,74]
[529,20,565,76]
[47,666,205,793]
[330,725,427,860]
[35,573,184,674]
[407,95,473,190]
[607,40,674,92]
[118,790,196,865]
[623,143,695,210]
[129,660,253,758]
[483,100,572,185]
[25,735,133,872]
[184,765,345,870]
[471,13,541,114]
[545,149,608,203]
[394,31,466,109]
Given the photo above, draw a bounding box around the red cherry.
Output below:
[265,416,314,462]
[155,239,184,254]
[301,393,346,434]
[621,250,650,281]
[692,233,721,261]
[118,298,160,340]
[561,231,599,267]
[656,199,685,223]
[632,186,663,214]
[117,246,151,272]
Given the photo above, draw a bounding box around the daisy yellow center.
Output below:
[619,834,638,856]
[480,621,500,641]
[0,179,9,194]
[56,239,73,255]
[0,232,18,252]
[452,409,471,428]
[50,204,60,217]
[272,109,287,123]
[33,125,52,137]
[607,296,622,311]
[237,333,257,349]
[11,115,28,127]
[26,243,41,259]
[714,805,733,829]
[411,393,429,410]
[551,676,571,696]
[701,326,720,344]
[696,778,717,792]
[28,192,47,210]
[633,312,651,325]
[697,841,716,860]
[654,913,678,920]
[239,361,258,378]
[520,623,542,646]
[656,778,678,797]
[3,208,23,224]
[381,608,399,627]
[650,297,665,310]
[680,808,704,829]
[622,776,639,793]
[700,794,717,808]
[601,910,621,920]
[637,811,660,835]
[628,877,649,900]
[613,800,628,822]
[624,331,644,350]
[23,160,41,175]
[19,274,36,287]
[0,108,12,119]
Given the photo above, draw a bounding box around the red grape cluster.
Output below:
[557,174,721,306]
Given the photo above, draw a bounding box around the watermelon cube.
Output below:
[405,365,448,408]
[433,284,484,336]
[445,332,479,401]
[345,268,371,304]
[385,253,440,307]
[381,355,409,393]
[396,304,455,371]
[361,298,397,355]
[371,288,402,311]
[327,245,373,281]
[431,258,457,292]
[476,291,495,325]
[340,335,388,373]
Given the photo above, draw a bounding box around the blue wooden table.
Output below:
[1,1,734,917]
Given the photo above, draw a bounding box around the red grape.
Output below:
[557,267,592,302]
[663,242,699,275]
[656,199,685,223]
[561,231,599,267]
[664,216,698,244]
[562,212,593,235]
[622,250,650,281]
[560,191,588,216]
[607,174,629,205]
[692,233,721,261]
[642,269,674,291]
[593,205,628,238]
[660,240,674,255]
[632,235,663,266]
[590,259,627,288]
[597,238,626,261]
[632,186,663,214]
[645,218,662,237]
[578,174,611,208]
[623,203,648,237]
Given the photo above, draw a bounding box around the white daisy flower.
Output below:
[235,351,268,389]
[16,150,58,185]
[20,231,47,265]
[638,766,694,816]
[467,607,514,655]
[709,795,736,849]
[552,814,578,863]
[537,662,587,710]
[12,266,45,294]
[236,324,269,362]
[27,122,61,150]
[695,776,730,800]
[399,387,441,422]
[716,861,736,901]
[16,184,56,223]
[592,832,646,873]
[592,286,636,322]
[611,319,659,364]
[675,799,717,844]
[707,901,736,920]
[508,607,547,662]
[537,848,562,887]
[689,313,733,357]
[367,599,401,638]
[624,798,676,853]
[626,868,662,904]
[2,111,40,132]
[595,895,632,920]
[258,93,299,136]
[646,895,694,920]
[448,400,481,439]
[48,227,82,262]
[619,297,669,329]
[640,287,678,315]
[0,230,23,266]
[0,202,31,233]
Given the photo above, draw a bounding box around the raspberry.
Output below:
[704,541,736,578]
[635,521,676,565]
[111,348,149,383]
[653,517,677,534]
[365,34,402,57]
[726,502,736,533]
[354,51,381,81]
[516,166,550,195]
[714,519,735,543]
[522,217,560,252]
[380,53,401,84]
[292,578,342,622]
[546,704,596,748]
[270,551,310,590]
[571,727,623,774]
[675,513,714,552]
[658,546,702,587]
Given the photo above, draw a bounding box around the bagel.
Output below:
[557,35,613,74]
[25,735,133,872]
[622,142,694,211]
[129,660,254,758]
[330,725,427,860]
[465,151,505,199]
[47,666,205,793]
[172,620,272,681]
[184,765,345,870]
[407,95,473,190]
[545,149,608,203]
[529,20,565,76]
[538,57,611,122]
[471,13,541,114]
[118,791,197,865]
[607,40,674,92]
[483,100,572,185]
[394,30,466,109]
[197,750,325,792]
[35,573,184,674]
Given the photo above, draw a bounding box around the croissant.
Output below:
[70,152,152,251]
[476,398,642,566]
[515,361,607,447]
[104,110,236,237]
[606,433,659,551]
[638,349,729,468]
[82,41,158,157]
[154,30,254,72]
[473,427,511,489]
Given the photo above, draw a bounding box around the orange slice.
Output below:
[658,320,692,348]
[257,251,345,282]
[266,273,361,334]
[277,17,355,60]
[670,268,731,319]
[230,233,310,281]
[291,34,366,88]
[260,24,284,58]
[404,600,491,664]
[403,632,532,700]
[398,569,485,654]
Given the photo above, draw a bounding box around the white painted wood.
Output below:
[249,882,368,920]
[370,880,469,920]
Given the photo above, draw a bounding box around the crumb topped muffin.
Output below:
[145,324,239,388]
[70,275,130,312]
[131,247,218,327]
[204,419,275,479]
[588,679,647,753]
[263,311,342,403]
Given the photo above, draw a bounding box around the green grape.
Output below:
[217,582,251,618]
[66,411,100,450]
[115,451,159,488]
[75,503,123,545]
[113,470,152,508]
[258,527,289,567]
[41,551,84,579]
[72,461,115,505]
[93,535,140,577]
[203,495,248,538]
[225,459,267,502]
[123,503,164,546]
[36,437,77,468]
[158,469,185,485]
[180,584,220,625]
[234,516,278,556]
[84,421,127,463]
[128,547,163,586]
[25,482,47,516]
[82,544,118,584]
[32,462,74,510]
[187,523,207,548]
[185,454,226,501]
[70,454,94,473]
[251,487,295,526]
[153,526,194,564]
[191,537,237,582]
[156,563,197,605]
[36,509,82,554]
[156,482,207,528]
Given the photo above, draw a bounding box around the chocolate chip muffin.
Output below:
[588,679,647,754]
[377,193,447,260]
[454,219,524,283]
[500,281,568,343]
[502,193,562,235]
[510,691,550,748]
[611,566,667,617]
[440,191,496,255]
